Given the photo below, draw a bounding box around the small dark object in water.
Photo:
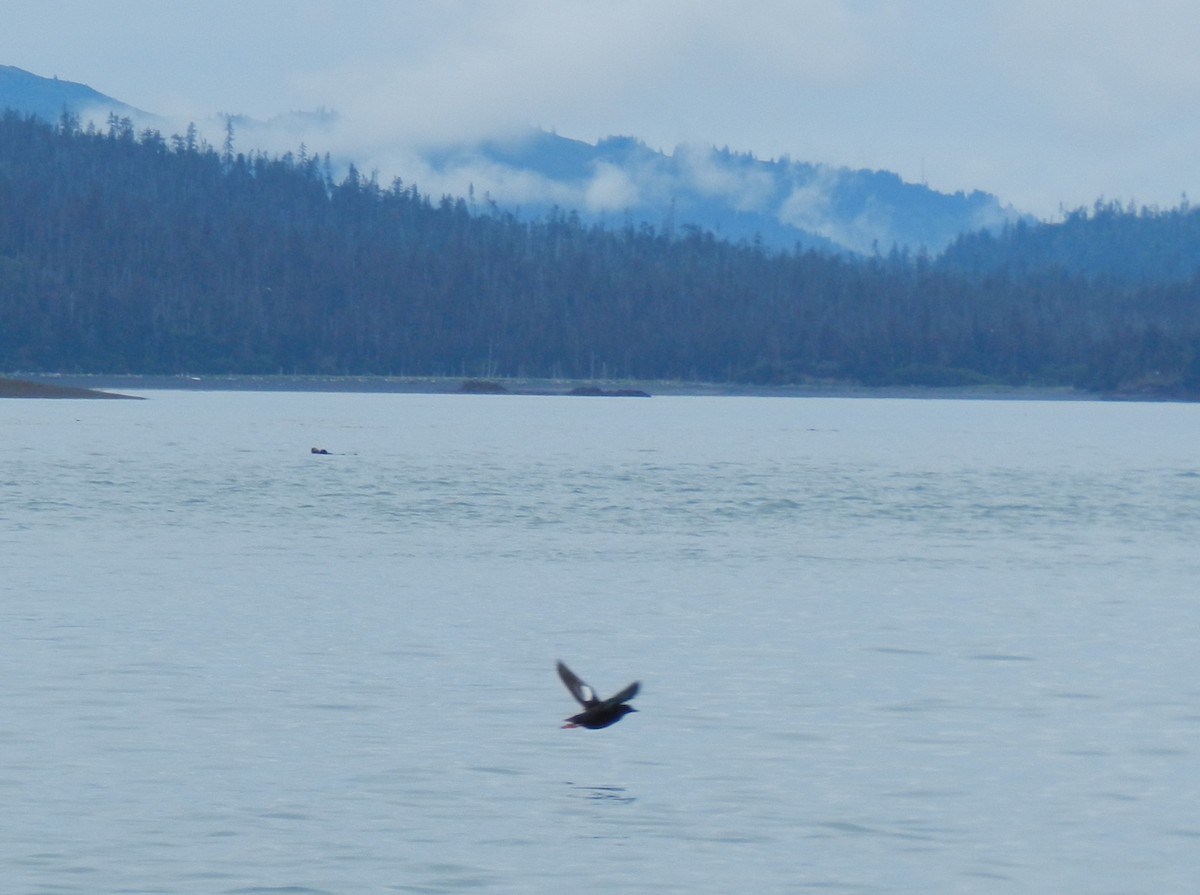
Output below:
[557,660,640,729]
[311,447,330,455]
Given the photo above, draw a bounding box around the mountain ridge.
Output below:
[426,129,1019,254]
[0,64,147,124]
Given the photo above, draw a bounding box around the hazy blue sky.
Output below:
[3,0,1198,217]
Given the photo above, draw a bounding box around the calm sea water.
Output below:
[2,390,1199,894]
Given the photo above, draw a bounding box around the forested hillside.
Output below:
[3,110,1200,395]
[940,200,1200,285]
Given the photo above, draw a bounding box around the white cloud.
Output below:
[778,167,847,245]
[584,163,642,212]
[675,144,777,213]
[6,1,1200,217]
[420,156,581,210]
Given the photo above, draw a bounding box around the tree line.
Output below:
[939,197,1200,285]
[2,109,1200,395]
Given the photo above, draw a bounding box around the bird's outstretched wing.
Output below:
[557,660,598,707]
[599,680,640,710]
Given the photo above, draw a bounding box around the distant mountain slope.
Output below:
[427,130,1021,254]
[1,64,1020,255]
[0,64,146,124]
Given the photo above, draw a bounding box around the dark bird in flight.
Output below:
[557,660,640,729]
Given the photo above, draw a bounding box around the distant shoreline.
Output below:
[4,373,1101,401]
[0,376,143,400]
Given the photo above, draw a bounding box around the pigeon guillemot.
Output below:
[557,660,639,729]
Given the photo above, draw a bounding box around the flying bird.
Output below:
[557,660,640,729]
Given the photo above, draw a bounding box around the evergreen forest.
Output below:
[3,109,1200,396]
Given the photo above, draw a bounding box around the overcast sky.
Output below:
[3,0,1199,217]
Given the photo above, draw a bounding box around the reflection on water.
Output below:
[567,783,637,804]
